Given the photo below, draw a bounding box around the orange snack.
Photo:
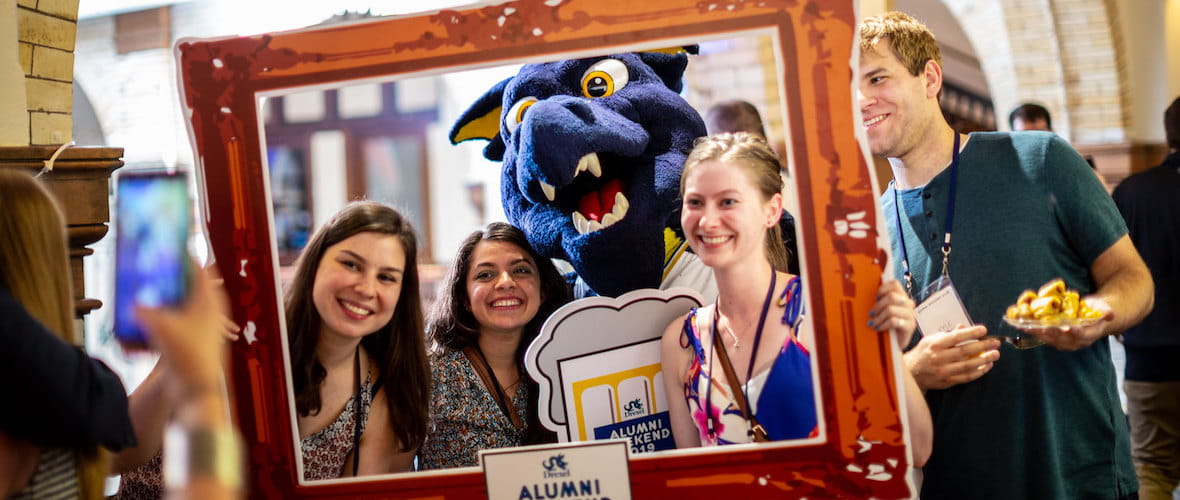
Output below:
[1037,279,1065,298]
[1006,278,1098,323]
[1061,291,1080,318]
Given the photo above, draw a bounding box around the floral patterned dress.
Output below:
[418,348,528,470]
[114,451,162,499]
[299,373,374,480]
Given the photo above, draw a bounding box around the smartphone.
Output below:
[113,170,192,348]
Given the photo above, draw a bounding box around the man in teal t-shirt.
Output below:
[858,12,1155,500]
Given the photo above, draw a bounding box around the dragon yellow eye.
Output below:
[504,96,538,134]
[581,59,629,98]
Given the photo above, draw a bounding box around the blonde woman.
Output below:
[0,169,108,499]
[660,133,931,465]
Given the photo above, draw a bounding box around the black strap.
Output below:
[464,345,523,429]
[351,345,361,476]
[894,131,961,295]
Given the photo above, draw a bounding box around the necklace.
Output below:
[724,327,741,348]
[716,272,775,349]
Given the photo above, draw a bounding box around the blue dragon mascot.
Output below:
[450,48,714,298]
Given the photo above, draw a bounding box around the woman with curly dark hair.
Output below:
[419,222,570,469]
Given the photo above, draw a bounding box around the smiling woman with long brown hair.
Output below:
[284,201,429,479]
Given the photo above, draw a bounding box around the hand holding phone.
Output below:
[113,171,192,349]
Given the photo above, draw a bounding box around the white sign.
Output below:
[525,288,703,451]
[914,278,972,336]
[480,440,632,500]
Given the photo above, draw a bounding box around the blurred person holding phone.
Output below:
[419,222,568,470]
[0,169,243,499]
[285,201,429,479]
[0,168,111,499]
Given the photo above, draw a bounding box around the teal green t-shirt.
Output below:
[881,132,1135,499]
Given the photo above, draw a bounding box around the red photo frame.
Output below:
[176,0,913,497]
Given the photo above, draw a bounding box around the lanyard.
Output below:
[705,265,775,439]
[894,132,960,297]
[351,345,362,476]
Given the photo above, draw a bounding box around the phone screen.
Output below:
[113,171,191,347]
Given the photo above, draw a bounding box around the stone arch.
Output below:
[940,0,1128,144]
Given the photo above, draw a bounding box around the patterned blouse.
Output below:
[114,451,162,499]
[299,372,374,480]
[418,348,528,470]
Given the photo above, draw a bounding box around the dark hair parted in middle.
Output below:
[427,222,570,358]
[284,200,429,453]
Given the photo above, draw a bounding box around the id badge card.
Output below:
[913,275,972,337]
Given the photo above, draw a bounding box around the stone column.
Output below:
[16,0,78,146]
[5,0,122,323]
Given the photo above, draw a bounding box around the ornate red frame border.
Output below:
[176,0,911,497]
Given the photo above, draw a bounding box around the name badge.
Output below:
[481,439,632,500]
[914,275,972,337]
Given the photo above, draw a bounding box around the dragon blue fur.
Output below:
[451,50,706,297]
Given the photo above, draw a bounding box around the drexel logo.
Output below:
[541,454,570,478]
[622,398,644,418]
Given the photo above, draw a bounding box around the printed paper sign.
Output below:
[525,288,703,452]
[560,340,674,452]
[480,440,631,500]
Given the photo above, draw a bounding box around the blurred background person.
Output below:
[1111,96,1180,500]
[1010,102,1104,182]
[1008,102,1053,132]
[704,99,768,138]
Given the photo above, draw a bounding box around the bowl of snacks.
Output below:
[1003,278,1104,330]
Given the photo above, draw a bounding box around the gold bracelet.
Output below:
[163,424,244,491]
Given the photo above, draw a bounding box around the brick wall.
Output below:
[16,0,79,145]
[1051,0,1128,144]
[933,0,1161,185]
[944,0,1128,144]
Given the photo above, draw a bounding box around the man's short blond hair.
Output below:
[859,11,941,77]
